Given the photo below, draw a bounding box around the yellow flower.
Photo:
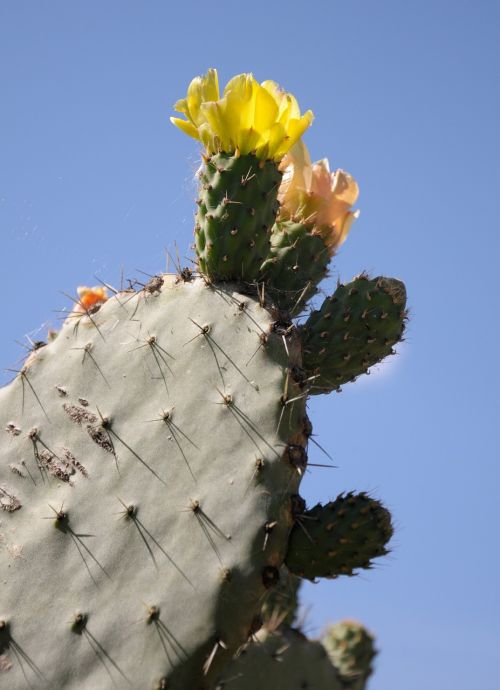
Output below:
[74,286,108,313]
[278,141,359,254]
[171,69,313,161]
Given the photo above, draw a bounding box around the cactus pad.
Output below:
[195,153,282,280]
[212,626,342,690]
[0,276,308,689]
[259,220,330,314]
[322,620,377,690]
[302,274,407,394]
[285,493,393,580]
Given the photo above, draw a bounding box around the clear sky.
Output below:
[1,2,499,688]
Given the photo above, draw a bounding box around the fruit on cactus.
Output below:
[171,69,313,280]
[322,620,377,690]
[285,493,393,580]
[302,273,407,394]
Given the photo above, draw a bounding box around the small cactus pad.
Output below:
[0,276,307,689]
[259,220,330,313]
[212,626,342,690]
[322,620,377,690]
[285,493,393,580]
[195,153,282,280]
[302,274,407,394]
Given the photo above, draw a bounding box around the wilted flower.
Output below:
[171,69,313,161]
[279,141,359,254]
[74,286,108,314]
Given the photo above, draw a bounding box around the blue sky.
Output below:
[1,1,499,688]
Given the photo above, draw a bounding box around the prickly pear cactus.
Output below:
[1,68,408,689]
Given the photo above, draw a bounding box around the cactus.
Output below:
[212,626,343,690]
[260,565,302,627]
[322,620,377,690]
[285,492,393,580]
[302,274,407,394]
[211,619,377,690]
[0,277,307,689]
[259,220,330,313]
[194,152,282,280]
[0,69,407,689]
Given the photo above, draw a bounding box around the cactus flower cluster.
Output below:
[0,68,407,690]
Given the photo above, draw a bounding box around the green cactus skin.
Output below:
[195,153,282,281]
[285,492,393,581]
[322,620,377,690]
[0,276,309,690]
[259,220,330,314]
[301,274,407,395]
[211,626,343,690]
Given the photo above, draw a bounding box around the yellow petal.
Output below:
[185,69,220,126]
[261,122,287,160]
[201,100,232,151]
[172,71,313,160]
[170,116,200,140]
[253,82,279,136]
[273,111,314,159]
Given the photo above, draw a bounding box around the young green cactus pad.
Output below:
[259,220,330,313]
[302,274,407,394]
[195,152,282,280]
[0,276,308,689]
[285,492,393,580]
[212,626,343,690]
[322,620,377,690]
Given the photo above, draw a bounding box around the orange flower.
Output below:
[278,141,359,255]
[74,286,108,313]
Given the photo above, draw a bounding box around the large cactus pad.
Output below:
[0,276,307,689]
